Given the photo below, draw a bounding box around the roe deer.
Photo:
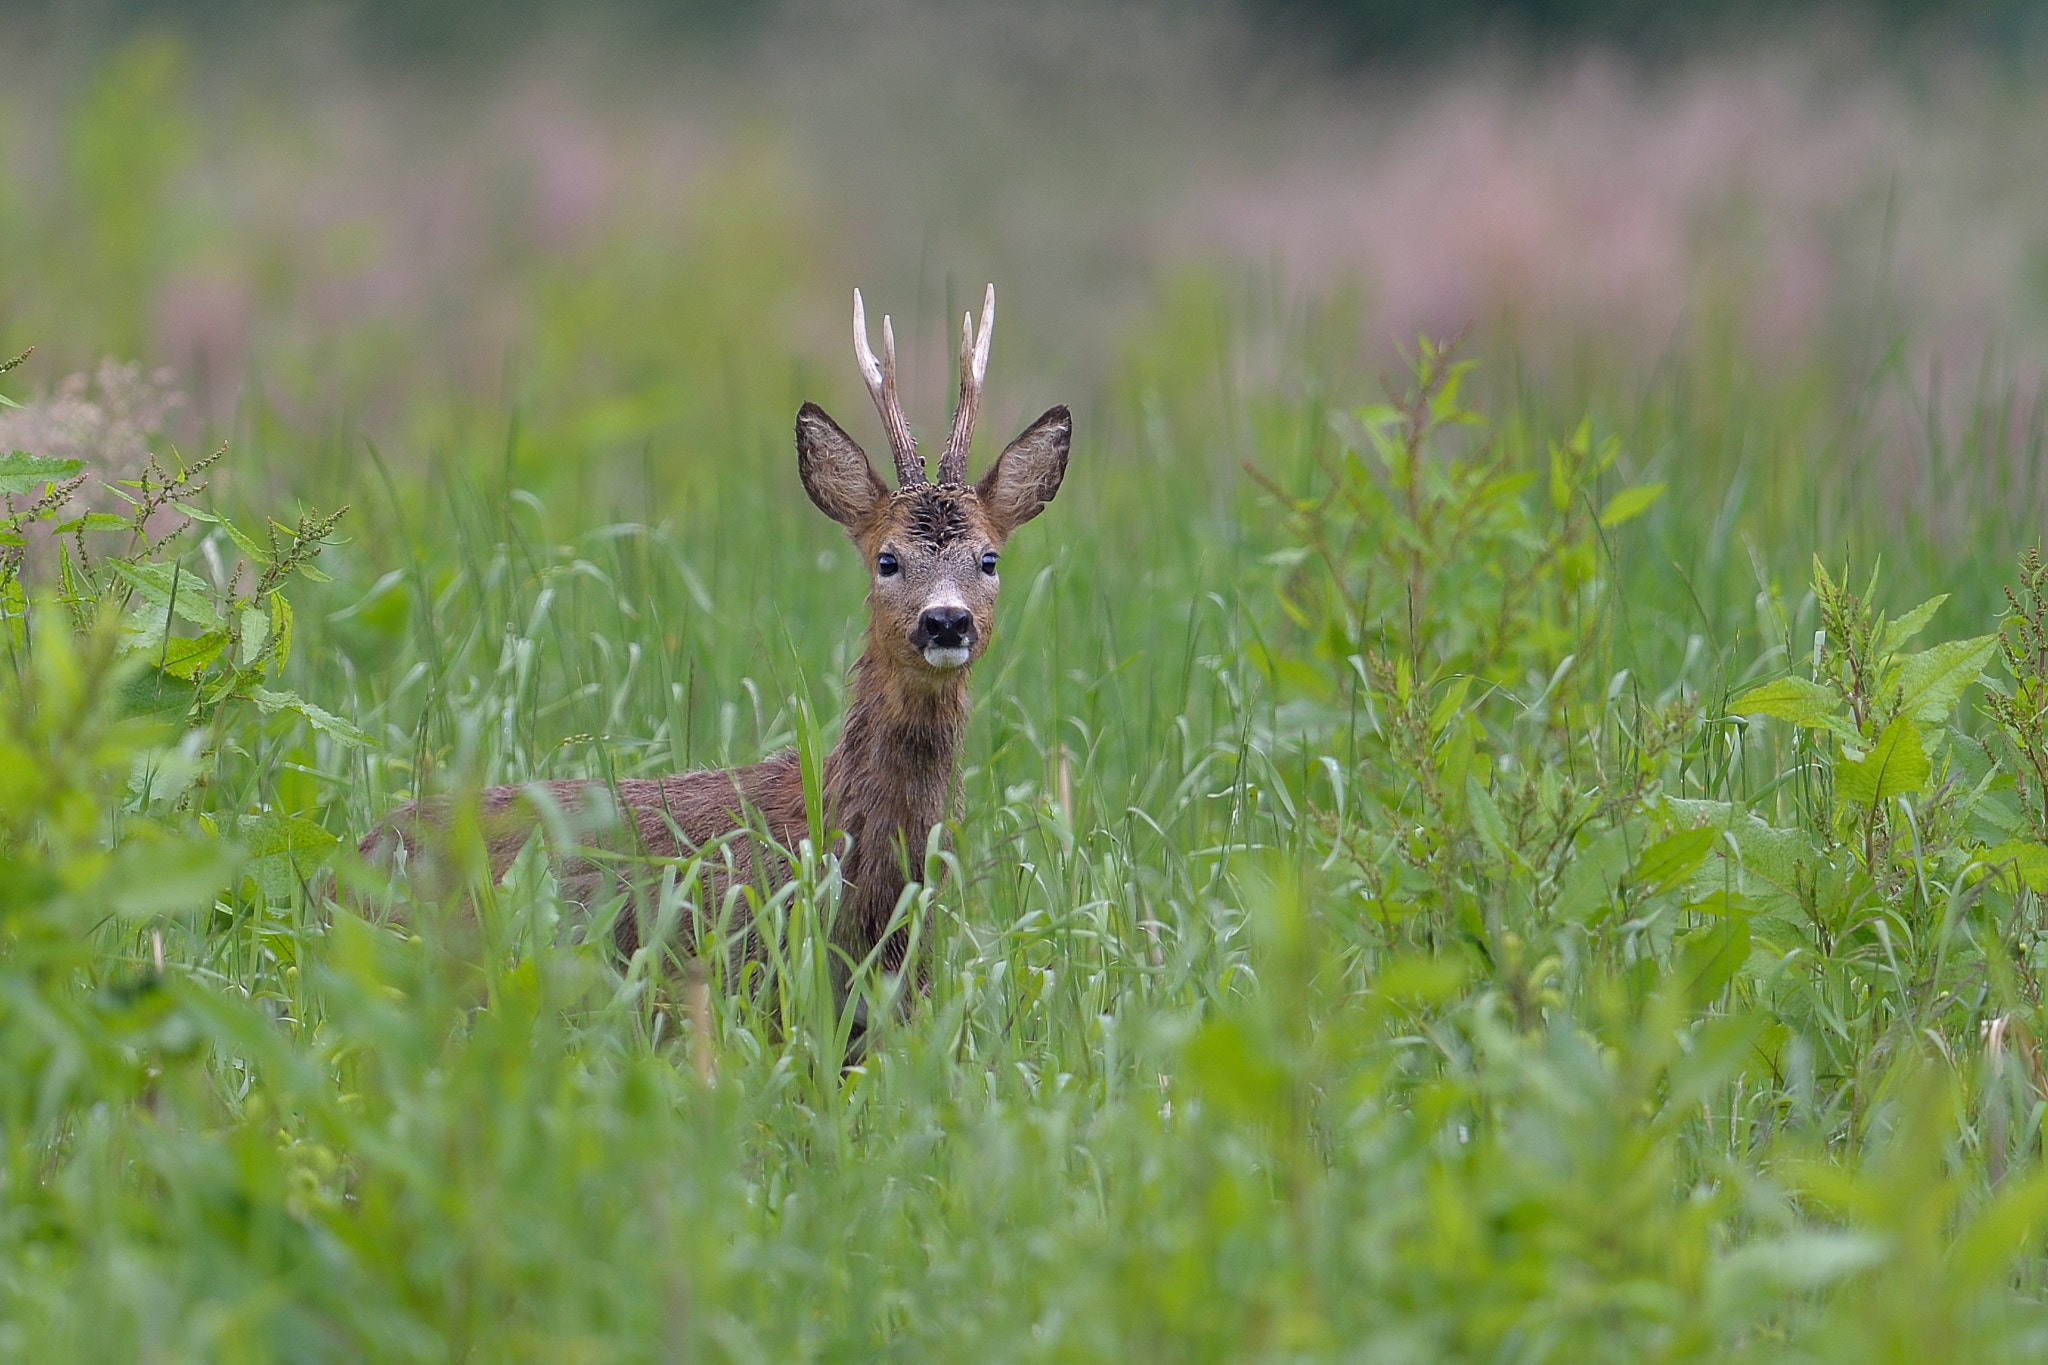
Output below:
[361,285,1070,984]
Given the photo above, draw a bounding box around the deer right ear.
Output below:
[796,402,888,529]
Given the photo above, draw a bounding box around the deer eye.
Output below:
[876,552,900,578]
[980,551,999,576]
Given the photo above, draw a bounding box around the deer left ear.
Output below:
[797,402,888,530]
[976,405,1071,536]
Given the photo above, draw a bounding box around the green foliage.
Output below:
[9,179,2048,1359]
[0,381,352,748]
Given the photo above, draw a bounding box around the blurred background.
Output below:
[3,0,2048,549]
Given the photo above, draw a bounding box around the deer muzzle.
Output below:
[914,605,975,669]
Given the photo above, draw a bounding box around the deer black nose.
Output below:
[917,606,973,649]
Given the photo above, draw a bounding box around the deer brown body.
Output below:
[361,286,1070,981]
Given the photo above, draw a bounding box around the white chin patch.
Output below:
[922,645,972,670]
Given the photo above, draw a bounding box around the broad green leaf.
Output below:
[1881,594,1948,653]
[1662,798,1819,918]
[237,812,342,900]
[1554,825,1635,924]
[1676,919,1750,1007]
[0,450,84,495]
[251,687,371,746]
[1631,826,1719,896]
[52,511,131,534]
[1666,1012,1767,1113]
[0,736,42,821]
[111,560,223,629]
[1980,840,2048,893]
[1894,634,1998,726]
[158,631,227,680]
[1466,775,1513,862]
[1428,675,1472,736]
[1711,1232,1888,1298]
[116,666,200,718]
[1374,954,1468,1005]
[98,836,239,918]
[1183,1017,1287,1123]
[1597,481,1666,528]
[1731,675,1846,734]
[1685,889,1756,920]
[1836,715,1931,807]
[268,591,294,672]
[239,604,269,667]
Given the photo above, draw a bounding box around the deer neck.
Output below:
[826,642,971,844]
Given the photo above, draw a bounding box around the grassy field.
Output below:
[8,23,2048,1362]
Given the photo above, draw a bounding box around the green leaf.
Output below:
[1466,775,1513,863]
[251,688,371,747]
[1631,826,1719,896]
[1676,919,1750,1007]
[237,812,341,900]
[110,560,223,630]
[97,836,240,918]
[1836,715,1931,807]
[1881,594,1948,653]
[1183,1017,1287,1123]
[1711,1232,1888,1299]
[1894,634,1998,726]
[52,512,132,534]
[115,666,200,718]
[1980,840,2048,893]
[1428,675,1473,736]
[157,631,227,680]
[1661,798,1820,919]
[1597,482,1666,528]
[1684,889,1755,920]
[268,591,294,672]
[0,451,84,495]
[1554,825,1635,924]
[1731,676,1847,735]
[1666,1012,1767,1113]
[239,604,269,667]
[1374,954,1468,1005]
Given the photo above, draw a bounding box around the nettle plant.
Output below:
[1730,561,2003,887]
[0,349,355,747]
[1262,339,2048,1109]
[0,351,355,926]
[1257,338,1681,958]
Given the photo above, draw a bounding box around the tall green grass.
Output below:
[10,40,2048,1365]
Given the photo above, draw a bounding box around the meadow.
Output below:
[8,16,2048,1361]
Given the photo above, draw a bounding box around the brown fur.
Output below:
[360,396,1071,984]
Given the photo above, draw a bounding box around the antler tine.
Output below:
[853,287,924,487]
[938,283,995,485]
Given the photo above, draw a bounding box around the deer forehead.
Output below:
[865,486,999,554]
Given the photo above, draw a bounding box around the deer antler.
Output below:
[939,284,995,485]
[853,288,924,487]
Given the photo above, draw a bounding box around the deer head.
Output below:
[796,285,1070,679]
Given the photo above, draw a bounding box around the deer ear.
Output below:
[796,402,887,529]
[975,405,1070,536]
